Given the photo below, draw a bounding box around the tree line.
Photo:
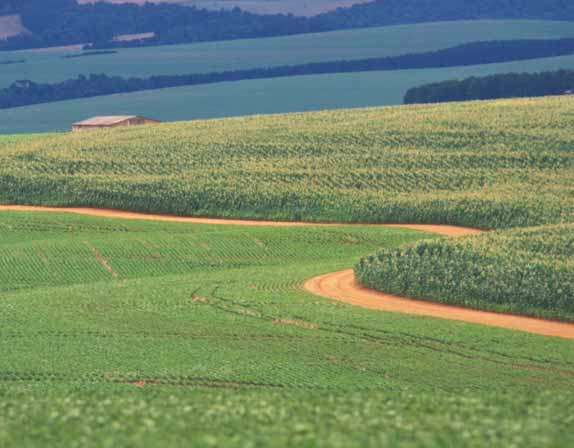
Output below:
[2,0,574,51]
[404,70,574,104]
[2,37,574,109]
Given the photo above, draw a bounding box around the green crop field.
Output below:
[3,52,574,134]
[2,95,573,229]
[357,223,574,321]
[1,210,573,447]
[2,96,574,445]
[2,20,572,90]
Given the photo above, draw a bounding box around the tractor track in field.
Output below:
[1,204,574,339]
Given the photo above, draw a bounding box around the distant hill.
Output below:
[3,0,574,51]
[77,1,372,16]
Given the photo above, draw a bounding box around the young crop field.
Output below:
[1,210,573,447]
[3,52,574,134]
[2,20,571,89]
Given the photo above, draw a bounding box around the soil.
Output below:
[304,270,574,339]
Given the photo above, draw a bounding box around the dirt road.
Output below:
[304,270,574,339]
[2,204,573,339]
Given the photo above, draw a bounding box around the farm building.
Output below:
[72,115,160,132]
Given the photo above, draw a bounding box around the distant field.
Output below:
[0,15,26,40]
[2,53,574,134]
[1,20,574,89]
[78,0,372,15]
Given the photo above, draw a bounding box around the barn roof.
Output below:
[73,116,141,126]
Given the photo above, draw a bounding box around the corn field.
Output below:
[356,223,574,321]
[1,96,574,319]
[0,96,573,229]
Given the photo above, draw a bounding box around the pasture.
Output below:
[1,20,573,89]
[3,53,574,134]
[1,210,573,447]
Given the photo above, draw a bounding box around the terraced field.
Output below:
[1,210,573,447]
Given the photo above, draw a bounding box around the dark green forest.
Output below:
[404,70,574,104]
[2,0,574,51]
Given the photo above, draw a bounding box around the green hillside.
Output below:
[3,52,574,134]
[1,210,573,447]
[3,20,572,89]
[2,96,573,229]
[2,95,574,446]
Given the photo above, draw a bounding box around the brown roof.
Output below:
[72,115,147,126]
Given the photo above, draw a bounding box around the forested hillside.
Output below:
[2,0,574,51]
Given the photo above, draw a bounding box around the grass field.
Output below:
[1,210,573,447]
[3,52,574,134]
[1,20,573,89]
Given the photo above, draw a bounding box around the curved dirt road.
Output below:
[304,270,574,339]
[2,205,573,339]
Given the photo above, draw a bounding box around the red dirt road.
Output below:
[2,204,573,339]
[304,270,574,339]
[0,206,484,231]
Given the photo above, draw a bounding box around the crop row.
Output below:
[1,96,573,228]
[356,224,574,321]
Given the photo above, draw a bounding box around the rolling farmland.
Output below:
[2,1,574,443]
[3,52,574,134]
[3,95,573,326]
[1,94,574,445]
[2,96,573,229]
[2,20,572,89]
[0,210,573,446]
